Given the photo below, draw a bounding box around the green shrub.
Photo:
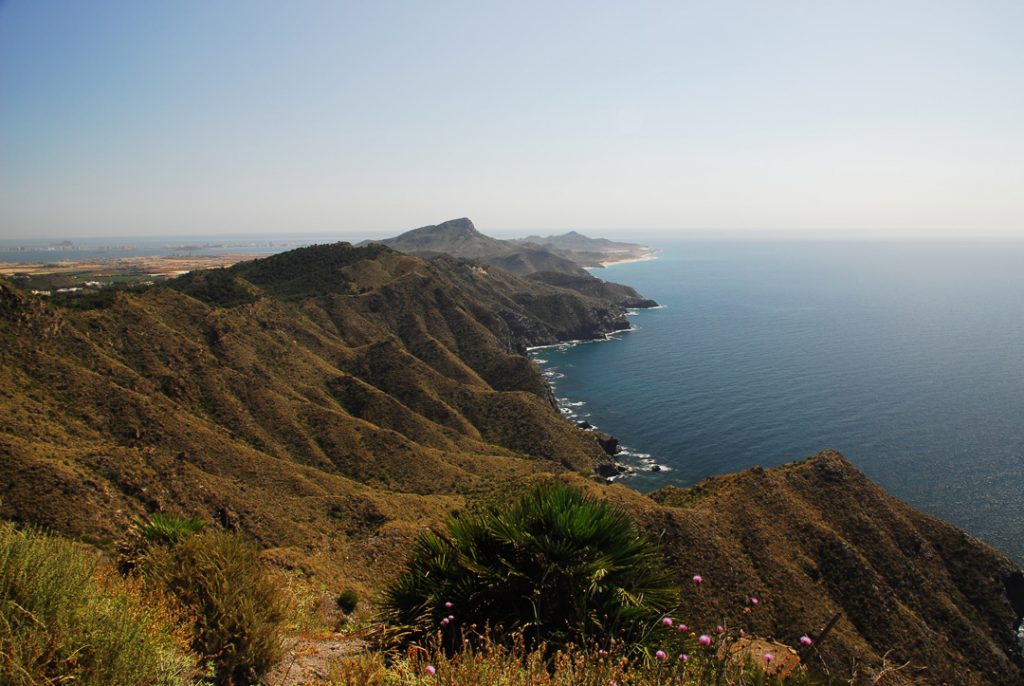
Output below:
[385,483,678,652]
[137,513,207,546]
[336,588,359,615]
[0,522,193,686]
[144,529,287,686]
[119,512,206,575]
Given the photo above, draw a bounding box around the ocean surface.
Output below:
[530,239,1024,564]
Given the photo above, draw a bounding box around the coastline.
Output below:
[527,253,668,477]
[592,249,660,268]
[530,327,668,480]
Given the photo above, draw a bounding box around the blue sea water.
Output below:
[530,239,1024,564]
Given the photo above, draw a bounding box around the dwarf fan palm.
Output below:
[385,483,677,651]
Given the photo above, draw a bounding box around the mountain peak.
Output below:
[403,217,483,240]
[368,217,513,261]
[434,217,478,233]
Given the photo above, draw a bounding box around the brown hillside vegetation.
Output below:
[0,243,630,582]
[616,451,1023,684]
[1,242,1021,684]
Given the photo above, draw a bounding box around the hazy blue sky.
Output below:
[1,1,1022,239]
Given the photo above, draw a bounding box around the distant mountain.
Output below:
[365,217,511,261]
[514,230,655,268]
[363,218,589,276]
[362,218,657,307]
[517,230,641,251]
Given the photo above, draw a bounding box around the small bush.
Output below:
[144,530,288,686]
[118,512,206,575]
[137,512,207,546]
[0,522,193,686]
[336,588,359,615]
[385,483,678,652]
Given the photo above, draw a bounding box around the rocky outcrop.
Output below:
[594,432,620,456]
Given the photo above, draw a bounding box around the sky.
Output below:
[1,0,1023,240]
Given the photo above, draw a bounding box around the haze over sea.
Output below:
[530,238,1024,564]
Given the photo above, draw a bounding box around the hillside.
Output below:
[1,241,1021,684]
[636,451,1024,685]
[0,244,632,578]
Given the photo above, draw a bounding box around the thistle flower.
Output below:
[426,665,436,676]
[692,574,703,585]
[800,635,813,646]
[679,653,689,662]
[444,601,453,609]
[715,625,724,634]
[655,650,667,661]
[750,597,759,605]
[662,617,673,627]
[677,623,688,632]
[699,634,712,646]
[764,653,774,663]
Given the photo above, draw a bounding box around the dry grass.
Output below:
[0,522,194,686]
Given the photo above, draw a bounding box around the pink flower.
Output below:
[655,650,667,661]
[764,653,774,663]
[692,575,703,585]
[426,664,437,676]
[739,629,746,637]
[715,625,724,634]
[444,601,453,609]
[440,618,449,626]
[679,653,689,662]
[598,649,608,656]
[677,623,688,632]
[698,634,712,646]
[750,597,759,605]
[662,617,673,627]
[447,615,454,621]
[800,635,813,646]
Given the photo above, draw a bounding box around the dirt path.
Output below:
[268,633,366,686]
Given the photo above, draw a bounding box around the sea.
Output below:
[529,239,1024,565]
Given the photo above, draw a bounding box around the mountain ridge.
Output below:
[1,237,1021,684]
